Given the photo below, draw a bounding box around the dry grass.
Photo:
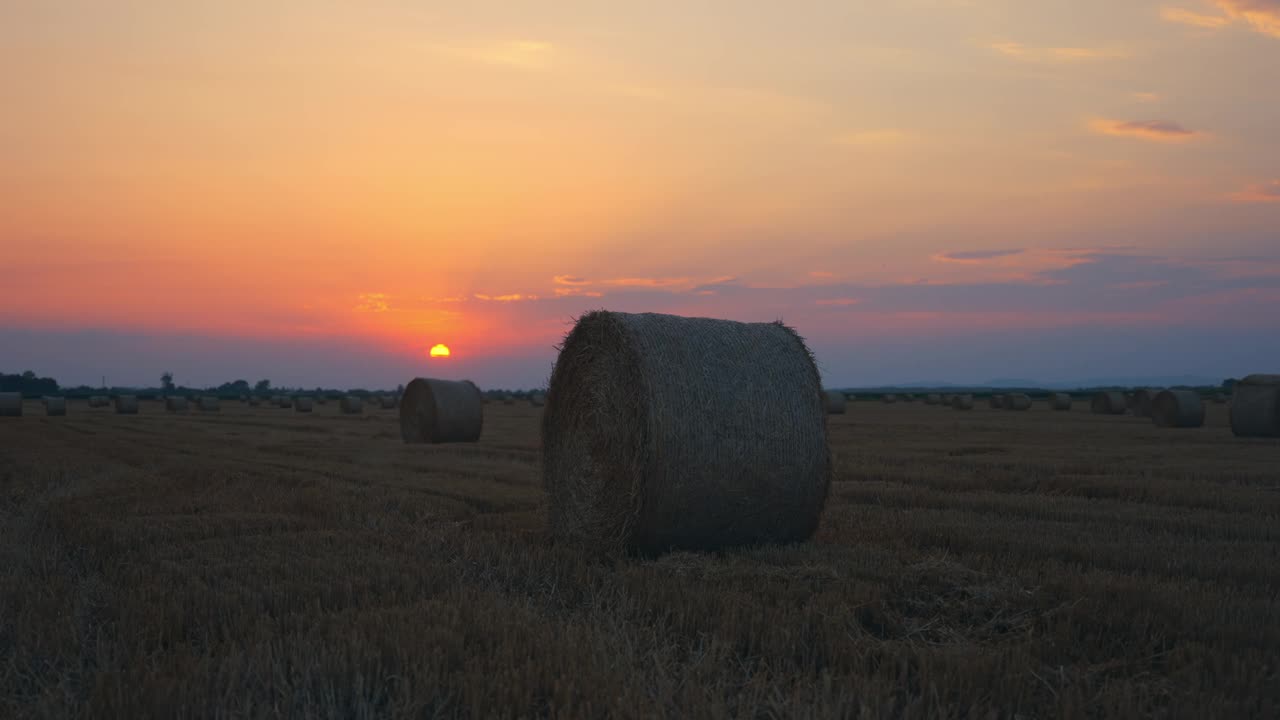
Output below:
[2,397,1278,718]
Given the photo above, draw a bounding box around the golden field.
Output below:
[2,397,1278,718]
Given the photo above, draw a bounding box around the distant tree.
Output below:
[254,379,271,394]
[0,371,60,396]
[161,372,175,391]
[1223,378,1238,392]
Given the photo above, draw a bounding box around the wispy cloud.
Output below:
[1089,119,1200,142]
[1217,0,1280,38]
[1161,6,1232,28]
[987,42,1129,63]
[553,275,591,286]
[1230,179,1280,202]
[474,293,538,302]
[933,249,1025,263]
[1133,91,1162,102]
[554,287,604,298]
[354,293,391,312]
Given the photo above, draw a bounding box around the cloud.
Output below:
[987,42,1129,63]
[473,293,538,302]
[554,287,604,298]
[933,249,1025,263]
[1216,0,1280,37]
[354,293,391,312]
[1230,179,1280,202]
[815,298,861,306]
[1161,6,1232,28]
[553,275,591,286]
[1089,119,1200,142]
[1133,91,1162,102]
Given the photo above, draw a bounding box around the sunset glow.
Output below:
[2,1,1278,388]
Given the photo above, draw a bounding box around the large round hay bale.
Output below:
[882,394,897,404]
[199,396,220,412]
[277,396,293,409]
[1004,393,1032,411]
[952,394,974,411]
[529,392,546,407]
[43,396,66,416]
[1049,393,1072,411]
[1091,391,1126,415]
[542,311,830,554]
[0,392,23,417]
[166,397,189,412]
[1230,374,1280,438]
[340,395,363,414]
[295,396,314,413]
[379,395,397,410]
[400,378,483,443]
[989,394,1004,409]
[114,395,139,414]
[925,393,941,405]
[1152,390,1205,428]
[824,390,846,414]
[1130,388,1159,417]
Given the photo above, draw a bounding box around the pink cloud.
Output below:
[1216,0,1280,37]
[1230,179,1280,203]
[1089,119,1200,142]
[816,298,861,306]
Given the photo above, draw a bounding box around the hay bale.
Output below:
[316,397,327,405]
[882,394,897,404]
[1230,374,1280,438]
[942,394,955,406]
[379,395,396,410]
[166,397,189,412]
[902,393,915,403]
[277,396,293,409]
[399,378,483,443]
[114,395,139,414]
[43,396,66,416]
[1152,390,1205,428]
[1091,391,1126,415]
[0,392,22,417]
[340,395,363,414]
[1004,393,1032,411]
[1129,388,1160,417]
[295,396,314,413]
[89,395,109,408]
[1049,393,1072,411]
[925,393,941,405]
[529,393,547,407]
[542,311,830,554]
[952,394,974,411]
[824,390,846,414]
[989,395,1004,409]
[198,396,220,412]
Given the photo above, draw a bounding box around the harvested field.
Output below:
[1,397,1277,718]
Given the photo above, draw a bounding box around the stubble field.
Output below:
[2,397,1278,718]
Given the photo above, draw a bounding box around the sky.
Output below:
[3,0,1279,389]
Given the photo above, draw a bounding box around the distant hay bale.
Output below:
[824,390,846,414]
[1049,393,1072,411]
[277,396,293,409]
[43,396,66,416]
[1152,390,1205,428]
[399,378,483,443]
[542,311,830,554]
[989,395,1004,409]
[114,395,139,415]
[379,395,396,410]
[1129,388,1160,417]
[198,396,220,412]
[942,394,955,406]
[882,394,897,404]
[0,392,22,417]
[925,393,941,405]
[1229,374,1280,438]
[952,394,974,411]
[1091,391,1127,415]
[1004,393,1032,411]
[166,397,189,412]
[315,397,327,405]
[529,392,546,407]
[89,396,109,408]
[340,396,363,414]
[295,396,314,413]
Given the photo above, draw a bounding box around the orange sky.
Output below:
[3,1,1279,386]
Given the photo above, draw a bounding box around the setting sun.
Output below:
[429,343,451,358]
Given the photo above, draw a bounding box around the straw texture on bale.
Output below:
[0,392,22,417]
[114,395,139,415]
[1229,374,1280,438]
[542,311,831,554]
[1152,390,1205,428]
[199,397,220,412]
[43,396,66,416]
[399,378,483,443]
[1004,393,1032,411]
[1129,388,1160,417]
[1091,391,1127,415]
[89,396,109,408]
[989,395,1004,409]
[824,390,846,414]
[952,394,974,411]
[340,396,363,414]
[925,394,941,405]
[166,397,189,412]
[295,396,314,413]
[1049,393,1072,411]
[882,394,897,404]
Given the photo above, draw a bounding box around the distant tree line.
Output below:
[0,371,60,397]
